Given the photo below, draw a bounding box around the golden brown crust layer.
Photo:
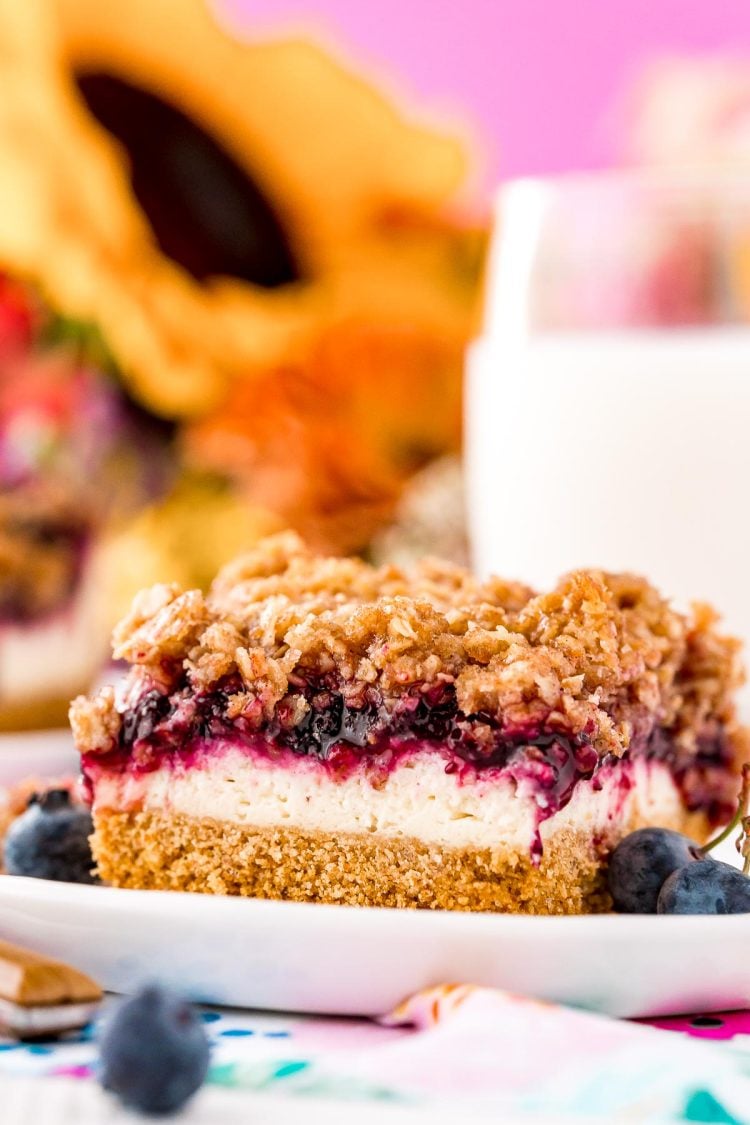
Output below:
[91,804,711,914]
[71,532,745,768]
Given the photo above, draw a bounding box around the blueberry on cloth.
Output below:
[3,788,98,883]
[608,827,697,913]
[657,858,750,914]
[99,984,209,1116]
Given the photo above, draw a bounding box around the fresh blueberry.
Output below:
[608,827,697,913]
[3,788,98,884]
[99,984,209,1116]
[657,858,750,914]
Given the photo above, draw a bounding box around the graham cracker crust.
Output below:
[91,804,710,914]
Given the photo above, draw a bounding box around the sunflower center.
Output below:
[75,72,301,289]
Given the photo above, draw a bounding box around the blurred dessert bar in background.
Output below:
[0,278,171,728]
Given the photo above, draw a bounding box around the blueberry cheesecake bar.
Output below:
[0,275,170,728]
[70,533,746,913]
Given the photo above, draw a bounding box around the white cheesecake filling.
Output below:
[89,748,690,855]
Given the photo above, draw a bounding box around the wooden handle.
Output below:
[0,939,102,1006]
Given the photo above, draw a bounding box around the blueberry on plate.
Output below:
[657,858,750,915]
[3,788,98,884]
[99,984,210,1116]
[608,827,698,913]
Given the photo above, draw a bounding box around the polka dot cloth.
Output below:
[1,989,750,1119]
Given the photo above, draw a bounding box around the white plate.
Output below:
[0,874,747,1020]
[0,727,744,1022]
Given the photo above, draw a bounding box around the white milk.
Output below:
[466,327,750,645]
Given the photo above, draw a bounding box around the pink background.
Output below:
[220,0,749,188]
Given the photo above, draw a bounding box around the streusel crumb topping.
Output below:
[70,532,744,760]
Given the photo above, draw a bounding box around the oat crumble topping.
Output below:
[70,532,745,761]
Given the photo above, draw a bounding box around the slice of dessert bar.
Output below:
[0,275,171,729]
[70,533,746,914]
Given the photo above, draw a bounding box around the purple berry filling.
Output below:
[644,723,736,826]
[82,678,736,840]
[111,680,599,784]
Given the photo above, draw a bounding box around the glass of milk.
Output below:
[467,167,750,648]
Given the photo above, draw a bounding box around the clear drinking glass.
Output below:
[467,166,750,654]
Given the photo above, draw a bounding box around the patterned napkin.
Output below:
[1,985,749,1121]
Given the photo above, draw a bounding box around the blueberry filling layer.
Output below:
[116,680,597,776]
[87,679,736,828]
